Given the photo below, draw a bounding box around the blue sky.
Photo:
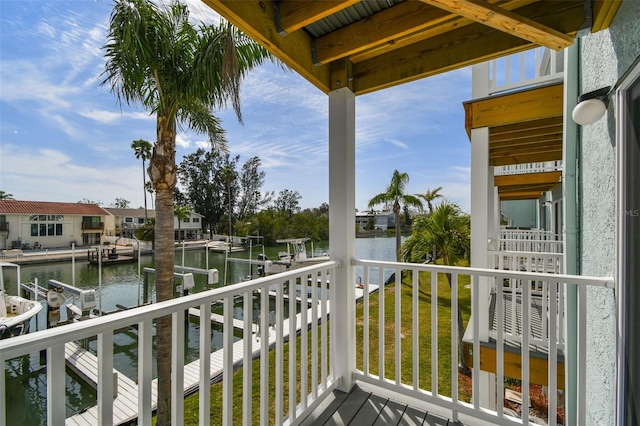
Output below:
[0,0,472,213]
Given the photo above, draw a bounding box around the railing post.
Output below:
[329,83,356,392]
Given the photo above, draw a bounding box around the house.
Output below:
[105,208,205,240]
[355,211,394,230]
[1,1,636,425]
[0,200,111,250]
[105,208,156,238]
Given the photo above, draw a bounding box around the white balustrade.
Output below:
[352,259,613,426]
[0,259,614,426]
[0,261,338,426]
[494,161,563,176]
[488,47,564,96]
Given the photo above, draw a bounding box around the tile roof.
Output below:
[0,200,112,216]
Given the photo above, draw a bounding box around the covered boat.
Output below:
[0,262,42,339]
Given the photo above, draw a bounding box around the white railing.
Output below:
[490,250,564,274]
[489,47,564,95]
[0,261,338,426]
[499,229,563,254]
[1,258,615,426]
[352,259,613,426]
[494,161,563,176]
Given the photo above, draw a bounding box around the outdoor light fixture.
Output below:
[572,86,611,125]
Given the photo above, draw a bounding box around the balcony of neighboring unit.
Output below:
[81,222,104,232]
[494,161,563,201]
[0,222,8,233]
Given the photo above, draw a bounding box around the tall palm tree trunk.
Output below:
[143,159,148,222]
[151,126,178,425]
[394,206,402,261]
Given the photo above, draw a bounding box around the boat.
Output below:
[0,262,43,339]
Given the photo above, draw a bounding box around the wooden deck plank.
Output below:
[324,386,371,426]
[374,398,407,425]
[298,389,351,426]
[397,405,427,425]
[349,393,388,424]
[423,411,450,426]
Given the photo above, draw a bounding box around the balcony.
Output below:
[81,222,104,232]
[0,259,612,426]
[0,222,7,233]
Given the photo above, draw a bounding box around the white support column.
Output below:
[328,86,356,392]
[470,126,497,409]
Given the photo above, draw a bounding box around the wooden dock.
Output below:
[65,282,380,425]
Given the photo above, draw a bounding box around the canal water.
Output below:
[3,237,399,425]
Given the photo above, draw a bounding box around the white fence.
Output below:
[0,261,338,426]
[1,259,614,426]
[494,161,563,176]
[488,47,564,95]
[352,259,613,426]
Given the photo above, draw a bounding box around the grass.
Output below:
[181,263,473,424]
[354,266,472,401]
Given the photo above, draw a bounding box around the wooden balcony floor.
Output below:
[300,384,464,426]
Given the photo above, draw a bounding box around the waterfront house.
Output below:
[0,200,110,250]
[355,210,395,231]
[1,1,637,425]
[106,208,205,241]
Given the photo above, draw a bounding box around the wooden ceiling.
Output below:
[202,0,621,96]
[464,83,564,200]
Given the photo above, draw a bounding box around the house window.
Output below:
[617,59,640,424]
[125,217,133,223]
[30,216,63,236]
[183,218,190,223]
[137,218,145,224]
[193,217,200,223]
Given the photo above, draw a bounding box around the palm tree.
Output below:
[416,186,443,261]
[417,186,443,215]
[131,139,152,222]
[368,170,423,261]
[401,201,470,362]
[102,1,273,422]
[0,191,14,200]
[174,204,191,241]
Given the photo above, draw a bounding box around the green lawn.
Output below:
[355,268,472,400]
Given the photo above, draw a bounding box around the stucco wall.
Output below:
[579,1,640,423]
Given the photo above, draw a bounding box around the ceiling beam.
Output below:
[490,116,563,140]
[420,0,574,50]
[277,0,360,35]
[500,191,545,200]
[592,0,623,32]
[314,1,452,65]
[465,83,563,130]
[202,0,331,94]
[353,21,534,95]
[495,171,562,188]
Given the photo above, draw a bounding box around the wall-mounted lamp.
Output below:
[571,86,611,125]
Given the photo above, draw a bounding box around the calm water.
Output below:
[3,237,399,424]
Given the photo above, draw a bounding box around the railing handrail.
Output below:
[0,260,339,361]
[353,259,613,288]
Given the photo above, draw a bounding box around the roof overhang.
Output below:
[201,0,621,96]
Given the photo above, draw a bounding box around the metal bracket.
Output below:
[576,0,593,37]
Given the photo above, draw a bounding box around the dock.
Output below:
[64,282,380,425]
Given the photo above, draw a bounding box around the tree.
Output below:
[102,1,272,421]
[174,204,191,241]
[220,162,237,236]
[237,156,270,220]
[111,198,131,208]
[416,186,443,261]
[274,189,302,215]
[0,191,14,200]
[417,186,443,215]
[131,139,153,221]
[401,201,470,361]
[178,149,230,236]
[368,170,423,261]
[78,198,100,204]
